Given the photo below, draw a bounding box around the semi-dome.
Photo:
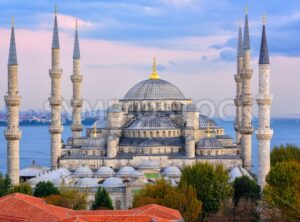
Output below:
[123,79,186,100]
[162,166,181,177]
[95,167,115,177]
[199,115,219,129]
[73,166,93,177]
[197,137,223,148]
[137,160,161,170]
[77,178,98,188]
[126,115,178,130]
[102,177,125,188]
[117,166,135,177]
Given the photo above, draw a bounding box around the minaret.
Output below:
[71,20,83,138]
[49,6,63,169]
[234,23,243,145]
[239,7,254,171]
[256,16,273,188]
[5,16,22,185]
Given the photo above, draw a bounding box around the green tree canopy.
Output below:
[133,179,202,222]
[263,161,300,221]
[9,183,33,195]
[271,144,300,166]
[92,187,113,210]
[233,176,261,206]
[44,188,88,210]
[34,181,60,197]
[179,163,232,216]
[0,173,11,197]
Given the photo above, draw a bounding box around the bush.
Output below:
[9,183,33,195]
[44,188,88,210]
[92,187,113,210]
[271,144,300,166]
[180,163,232,216]
[233,176,261,206]
[0,173,11,197]
[133,179,202,222]
[263,161,300,221]
[34,181,60,197]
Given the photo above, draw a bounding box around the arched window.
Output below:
[156,131,159,137]
[162,131,166,137]
[150,131,153,138]
[143,131,147,137]
[168,131,171,137]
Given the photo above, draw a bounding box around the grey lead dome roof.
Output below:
[123,79,186,100]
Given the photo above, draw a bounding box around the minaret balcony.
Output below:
[71,99,83,107]
[240,69,253,79]
[239,126,254,135]
[49,69,62,78]
[241,96,253,106]
[48,97,62,106]
[234,98,242,106]
[71,75,83,83]
[256,94,273,105]
[256,129,273,140]
[71,124,83,132]
[5,129,22,140]
[4,95,21,106]
[234,74,241,82]
[49,126,63,134]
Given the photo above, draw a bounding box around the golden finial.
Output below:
[207,122,211,138]
[149,57,159,80]
[54,4,58,15]
[75,19,78,30]
[11,16,14,28]
[262,15,266,25]
[93,123,97,138]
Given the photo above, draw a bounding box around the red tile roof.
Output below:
[0,193,183,222]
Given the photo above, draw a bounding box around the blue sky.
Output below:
[0,0,299,116]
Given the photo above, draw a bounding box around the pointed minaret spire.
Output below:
[259,16,270,64]
[71,20,83,138]
[49,4,63,169]
[243,6,250,50]
[239,5,254,172]
[8,16,17,65]
[52,4,60,49]
[5,16,22,185]
[237,22,243,58]
[73,20,80,59]
[256,15,273,188]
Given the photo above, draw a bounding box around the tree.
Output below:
[0,173,11,197]
[233,176,261,206]
[133,179,202,222]
[263,161,300,221]
[9,183,33,195]
[180,163,232,216]
[34,181,60,197]
[271,144,300,166]
[92,187,113,210]
[44,189,88,210]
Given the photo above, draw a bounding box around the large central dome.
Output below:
[123,79,186,100]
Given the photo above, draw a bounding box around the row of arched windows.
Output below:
[124,130,181,138]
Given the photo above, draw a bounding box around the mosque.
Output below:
[4,7,272,209]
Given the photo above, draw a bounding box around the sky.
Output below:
[0,0,299,117]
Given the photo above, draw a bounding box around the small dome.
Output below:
[126,115,178,130]
[19,162,48,177]
[74,166,93,177]
[77,178,99,188]
[229,166,253,183]
[123,79,186,100]
[137,160,161,170]
[102,177,125,188]
[132,170,144,178]
[90,117,107,129]
[95,167,115,177]
[57,168,71,177]
[27,178,39,186]
[162,166,181,177]
[197,137,223,148]
[117,166,135,177]
[52,177,67,187]
[199,115,219,128]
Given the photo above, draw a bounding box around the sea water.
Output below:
[0,118,299,174]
